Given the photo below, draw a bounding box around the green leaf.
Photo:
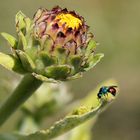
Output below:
[16,78,117,140]
[1,32,17,48]
[18,31,28,50]
[85,39,97,56]
[16,50,35,72]
[15,11,26,33]
[32,73,58,83]
[67,72,83,80]
[45,65,71,80]
[41,35,54,51]
[52,46,67,64]
[0,52,26,73]
[70,55,82,73]
[18,31,27,50]
[38,52,56,67]
[84,53,104,71]
[24,17,32,32]
[25,105,103,140]
[0,79,118,140]
[35,53,57,74]
[69,79,118,140]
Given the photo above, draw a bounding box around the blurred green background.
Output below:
[0,0,140,140]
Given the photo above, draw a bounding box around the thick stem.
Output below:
[0,74,42,126]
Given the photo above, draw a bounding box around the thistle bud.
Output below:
[1,6,103,81]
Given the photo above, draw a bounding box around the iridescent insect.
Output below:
[97,86,117,99]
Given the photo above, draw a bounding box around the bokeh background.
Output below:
[0,0,140,140]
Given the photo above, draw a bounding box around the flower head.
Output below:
[1,6,104,81]
[33,6,89,55]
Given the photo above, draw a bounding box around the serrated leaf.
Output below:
[0,79,118,140]
[84,53,104,71]
[0,52,26,74]
[5,103,104,140]
[1,32,17,48]
[16,50,35,72]
[21,78,118,140]
[15,101,108,140]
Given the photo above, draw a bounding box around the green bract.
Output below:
[1,6,104,81]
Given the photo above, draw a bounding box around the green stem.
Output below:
[0,74,42,126]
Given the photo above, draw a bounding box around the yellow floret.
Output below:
[56,13,82,29]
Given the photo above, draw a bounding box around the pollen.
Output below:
[55,13,82,29]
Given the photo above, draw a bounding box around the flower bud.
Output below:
[1,6,104,81]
